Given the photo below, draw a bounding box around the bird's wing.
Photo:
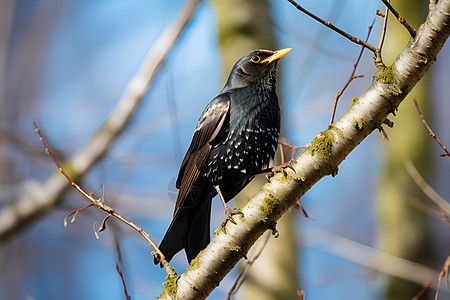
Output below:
[175,94,230,212]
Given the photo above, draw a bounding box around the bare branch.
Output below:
[381,0,417,37]
[116,264,132,300]
[0,0,201,242]
[404,160,450,217]
[278,138,307,162]
[413,98,450,157]
[226,234,271,300]
[286,0,377,53]
[377,2,390,51]
[412,256,450,300]
[34,122,175,274]
[64,204,95,227]
[330,20,375,124]
[303,228,438,285]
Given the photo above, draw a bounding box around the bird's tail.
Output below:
[155,197,212,265]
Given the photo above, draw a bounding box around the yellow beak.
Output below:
[261,48,292,63]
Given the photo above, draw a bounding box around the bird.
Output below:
[155,48,291,265]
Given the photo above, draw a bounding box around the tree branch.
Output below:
[330,20,375,125]
[377,3,389,51]
[302,228,438,285]
[404,160,450,217]
[381,0,417,37]
[0,0,201,242]
[413,98,450,157]
[157,0,450,298]
[286,0,377,54]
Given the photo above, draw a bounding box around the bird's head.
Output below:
[224,48,291,89]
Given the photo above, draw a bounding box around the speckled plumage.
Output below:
[156,49,290,264]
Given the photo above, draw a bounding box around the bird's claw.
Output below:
[220,221,228,234]
[221,207,243,233]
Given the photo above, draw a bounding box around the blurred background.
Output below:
[0,0,449,299]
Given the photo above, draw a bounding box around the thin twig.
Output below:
[330,19,375,124]
[64,204,95,227]
[378,126,390,141]
[377,1,390,51]
[34,122,175,276]
[298,289,305,300]
[381,0,416,37]
[403,195,450,225]
[278,139,312,219]
[278,139,307,161]
[226,234,271,299]
[290,199,313,220]
[304,228,439,286]
[413,99,450,157]
[412,256,449,300]
[404,160,450,217]
[116,264,131,300]
[0,0,201,243]
[286,0,377,53]
[112,226,131,299]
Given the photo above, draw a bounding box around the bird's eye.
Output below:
[250,55,260,63]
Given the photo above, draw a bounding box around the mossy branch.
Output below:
[157,1,450,298]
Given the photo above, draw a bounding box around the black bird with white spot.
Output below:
[156,48,291,264]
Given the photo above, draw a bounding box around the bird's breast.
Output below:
[203,86,280,183]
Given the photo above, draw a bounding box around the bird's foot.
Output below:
[221,207,244,233]
[266,160,296,180]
